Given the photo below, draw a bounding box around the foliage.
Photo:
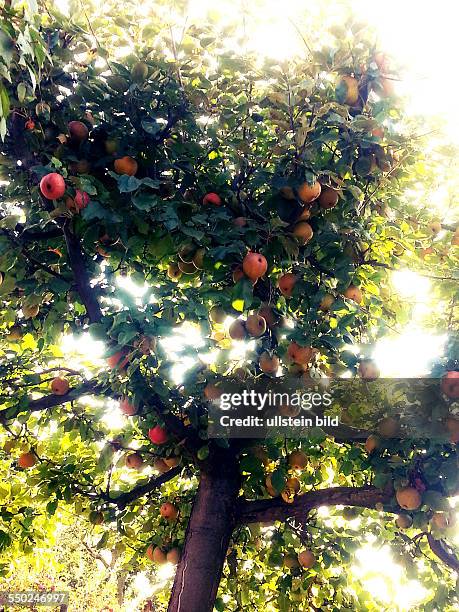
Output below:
[0,0,457,610]
[0,519,124,610]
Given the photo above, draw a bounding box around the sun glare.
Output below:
[373,331,446,377]
[353,544,429,610]
[117,275,149,297]
[391,270,431,300]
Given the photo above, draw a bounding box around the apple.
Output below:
[68,120,89,143]
[259,352,279,375]
[203,192,222,206]
[148,425,168,445]
[441,371,459,399]
[125,453,144,469]
[39,173,66,200]
[160,502,178,521]
[242,252,267,281]
[18,452,36,468]
[106,349,129,370]
[50,377,70,396]
[166,547,181,564]
[229,319,246,340]
[74,190,90,210]
[119,398,137,416]
[154,458,170,473]
[245,314,266,337]
[278,273,297,298]
[203,384,222,401]
[298,549,316,568]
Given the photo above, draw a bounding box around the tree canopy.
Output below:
[0,0,458,610]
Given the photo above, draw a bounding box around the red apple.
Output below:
[203,192,222,206]
[106,349,129,370]
[74,189,90,210]
[125,453,144,469]
[148,425,168,445]
[68,120,89,143]
[119,397,137,416]
[39,173,66,200]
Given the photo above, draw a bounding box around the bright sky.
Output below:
[171,0,459,141]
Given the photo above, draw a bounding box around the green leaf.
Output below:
[132,191,159,211]
[271,468,286,493]
[0,31,14,66]
[0,86,10,118]
[46,499,58,516]
[197,445,209,460]
[96,531,109,549]
[423,490,450,511]
[97,444,115,471]
[81,201,119,222]
[232,278,253,311]
[117,175,142,193]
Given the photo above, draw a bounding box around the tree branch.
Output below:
[17,225,64,241]
[82,541,110,569]
[427,533,459,571]
[103,465,182,509]
[0,380,101,422]
[0,228,69,282]
[237,484,393,524]
[61,219,102,323]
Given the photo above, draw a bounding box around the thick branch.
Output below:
[19,226,64,241]
[61,219,102,323]
[237,484,393,524]
[0,380,100,422]
[105,465,182,509]
[427,534,459,571]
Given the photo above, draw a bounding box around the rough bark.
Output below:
[237,484,394,524]
[167,464,239,612]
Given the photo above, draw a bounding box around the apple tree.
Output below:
[0,1,458,610]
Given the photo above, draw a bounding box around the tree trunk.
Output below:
[167,466,239,612]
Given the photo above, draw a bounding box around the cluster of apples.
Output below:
[165,192,224,281]
[146,544,180,565]
[145,501,181,564]
[38,121,91,212]
[264,449,308,503]
[37,118,142,219]
[14,376,71,470]
[280,179,340,245]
